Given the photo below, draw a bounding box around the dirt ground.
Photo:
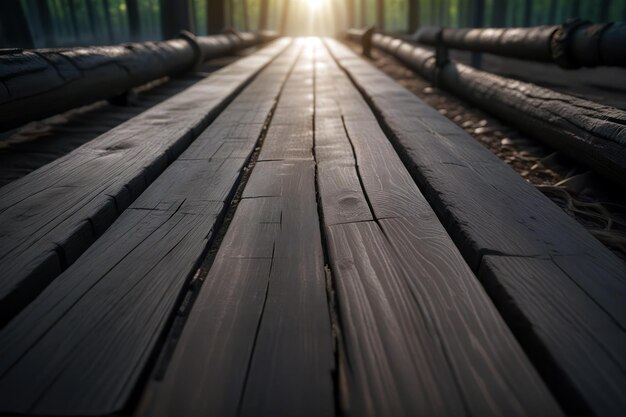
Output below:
[354,44,626,262]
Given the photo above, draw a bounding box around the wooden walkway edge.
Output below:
[0,39,290,325]
[325,38,626,417]
[0,40,296,416]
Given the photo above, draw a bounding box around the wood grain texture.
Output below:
[0,42,299,417]
[325,38,626,417]
[0,39,291,323]
[139,42,335,417]
[325,38,625,318]
[479,256,626,416]
[315,42,561,417]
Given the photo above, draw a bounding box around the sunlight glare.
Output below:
[286,0,345,36]
[306,0,322,12]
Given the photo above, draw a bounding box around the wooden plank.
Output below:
[139,41,334,417]
[0,39,291,323]
[315,41,561,416]
[325,38,626,324]
[324,38,626,416]
[0,42,300,417]
[479,256,626,416]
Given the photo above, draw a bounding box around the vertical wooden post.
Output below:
[408,0,419,33]
[259,0,269,30]
[0,0,34,48]
[376,0,384,31]
[207,0,225,34]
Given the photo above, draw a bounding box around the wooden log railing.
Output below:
[412,20,626,69]
[0,30,275,132]
[348,32,626,189]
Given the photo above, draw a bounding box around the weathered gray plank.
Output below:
[315,41,561,416]
[479,256,626,417]
[0,39,291,322]
[325,38,626,416]
[139,40,334,417]
[0,42,299,417]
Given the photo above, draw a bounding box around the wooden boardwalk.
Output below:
[0,38,624,417]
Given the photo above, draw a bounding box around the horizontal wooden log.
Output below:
[372,34,626,189]
[326,38,626,417]
[0,31,267,131]
[412,21,626,68]
[0,39,290,325]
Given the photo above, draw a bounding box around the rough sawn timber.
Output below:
[315,41,562,417]
[138,39,335,417]
[0,39,291,324]
[326,38,626,417]
[0,41,296,417]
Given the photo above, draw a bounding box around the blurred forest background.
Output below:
[1,0,625,48]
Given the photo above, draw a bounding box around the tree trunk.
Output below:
[126,0,141,40]
[36,0,55,46]
[259,0,268,30]
[408,0,419,33]
[346,0,355,29]
[570,0,581,18]
[376,0,384,31]
[547,0,557,23]
[523,0,532,26]
[471,0,484,67]
[599,0,611,22]
[0,0,34,48]
[360,0,366,27]
[83,0,98,42]
[67,0,79,40]
[440,0,447,27]
[160,0,191,38]
[471,0,484,27]
[279,0,289,35]
[103,0,114,42]
[492,0,507,27]
[241,0,249,31]
[207,0,225,34]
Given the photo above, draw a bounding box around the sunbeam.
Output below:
[283,0,345,36]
